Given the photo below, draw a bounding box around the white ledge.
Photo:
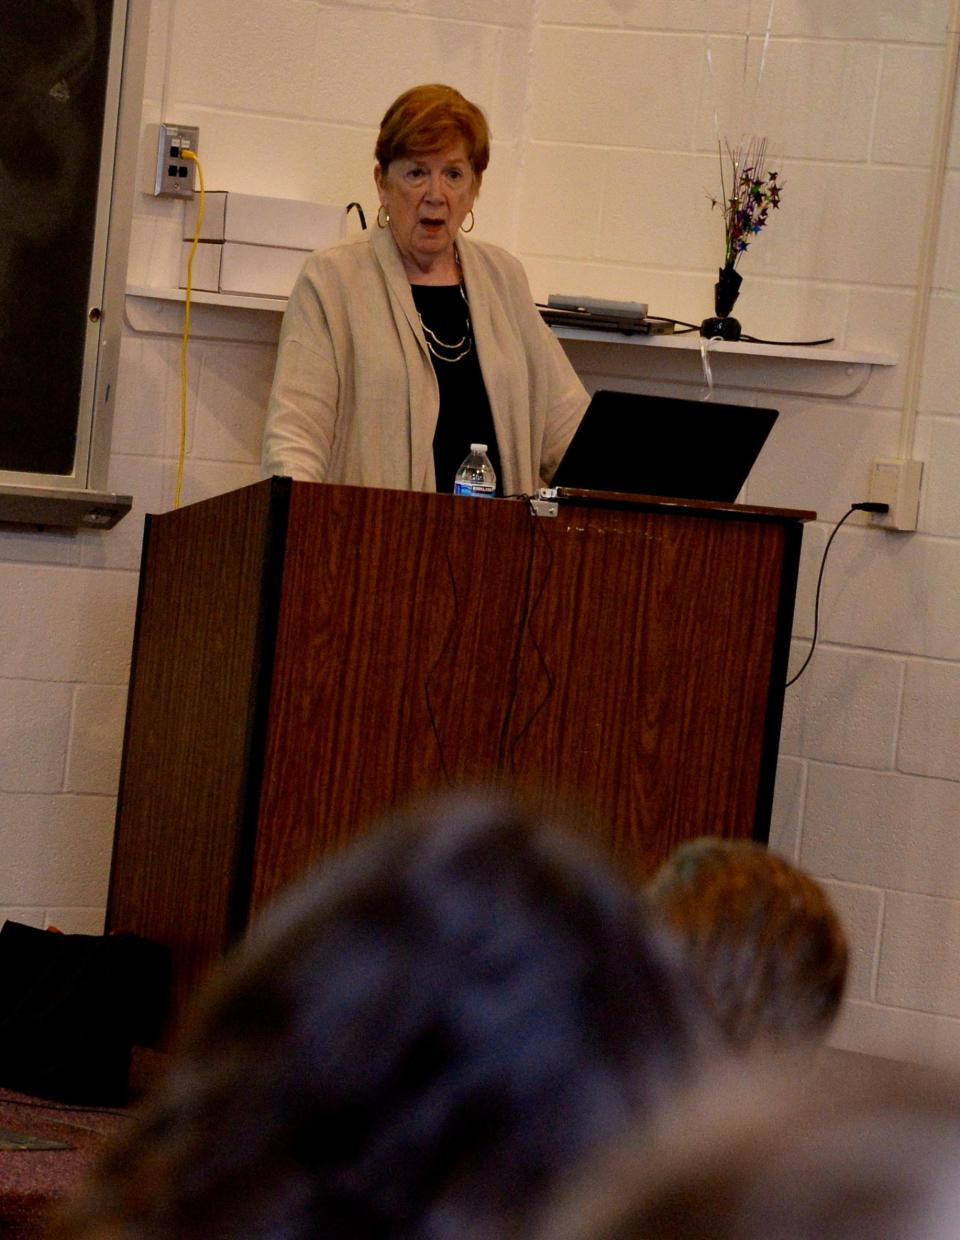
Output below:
[549,325,896,368]
[125,286,898,374]
[127,284,287,312]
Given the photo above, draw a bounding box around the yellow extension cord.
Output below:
[176,147,205,509]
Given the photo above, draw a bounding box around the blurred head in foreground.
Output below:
[58,789,703,1239]
[536,1059,960,1240]
[645,837,848,1050]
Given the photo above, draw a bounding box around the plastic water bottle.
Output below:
[454,443,496,497]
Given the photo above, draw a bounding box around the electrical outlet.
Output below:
[867,457,924,531]
[153,123,200,197]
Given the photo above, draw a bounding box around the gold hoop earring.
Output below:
[460,209,475,234]
[377,205,390,229]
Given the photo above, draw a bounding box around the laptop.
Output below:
[549,389,778,504]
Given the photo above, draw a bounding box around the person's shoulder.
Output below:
[460,240,536,312]
[288,233,378,313]
[461,238,527,281]
[299,231,376,279]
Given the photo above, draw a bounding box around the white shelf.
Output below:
[125,285,285,343]
[127,284,286,312]
[549,325,896,368]
[124,286,898,392]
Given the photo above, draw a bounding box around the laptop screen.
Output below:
[550,389,778,504]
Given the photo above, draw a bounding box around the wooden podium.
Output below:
[107,479,812,1022]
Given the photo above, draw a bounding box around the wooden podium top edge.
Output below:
[283,479,815,523]
[547,487,816,523]
[152,479,815,527]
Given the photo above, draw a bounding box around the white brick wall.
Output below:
[779,648,904,771]
[2,0,959,1068]
[819,879,882,1003]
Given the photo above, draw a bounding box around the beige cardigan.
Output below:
[262,227,588,495]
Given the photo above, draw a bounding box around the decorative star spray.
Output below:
[709,136,783,269]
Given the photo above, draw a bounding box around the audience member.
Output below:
[536,1058,960,1240]
[57,789,704,1239]
[644,836,848,1050]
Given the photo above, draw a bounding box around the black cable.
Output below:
[536,302,832,344]
[346,201,366,229]
[645,315,700,333]
[496,499,542,766]
[785,502,888,688]
[649,316,836,345]
[504,500,557,774]
[423,546,461,787]
[739,332,835,346]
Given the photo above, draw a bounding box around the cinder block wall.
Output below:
[1,0,958,1066]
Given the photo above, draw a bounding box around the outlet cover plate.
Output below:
[153,123,199,197]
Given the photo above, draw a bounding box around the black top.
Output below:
[411,283,502,494]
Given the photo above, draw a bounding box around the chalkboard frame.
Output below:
[0,0,148,528]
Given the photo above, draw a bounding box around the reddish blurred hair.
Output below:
[375,84,490,179]
[646,837,848,1050]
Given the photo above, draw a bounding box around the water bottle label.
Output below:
[454,482,496,498]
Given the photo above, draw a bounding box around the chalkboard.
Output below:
[0,0,124,481]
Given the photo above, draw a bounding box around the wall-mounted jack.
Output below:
[866,458,924,531]
[152,123,200,197]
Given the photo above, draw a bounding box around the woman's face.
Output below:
[375,141,478,278]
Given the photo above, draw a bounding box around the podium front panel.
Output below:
[250,483,800,907]
[109,480,807,1027]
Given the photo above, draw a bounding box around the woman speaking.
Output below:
[262,84,588,495]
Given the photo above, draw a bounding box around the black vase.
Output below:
[700,265,743,340]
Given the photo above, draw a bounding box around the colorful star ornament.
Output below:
[710,137,783,270]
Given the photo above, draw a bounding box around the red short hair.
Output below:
[646,837,848,1050]
[376,84,490,180]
